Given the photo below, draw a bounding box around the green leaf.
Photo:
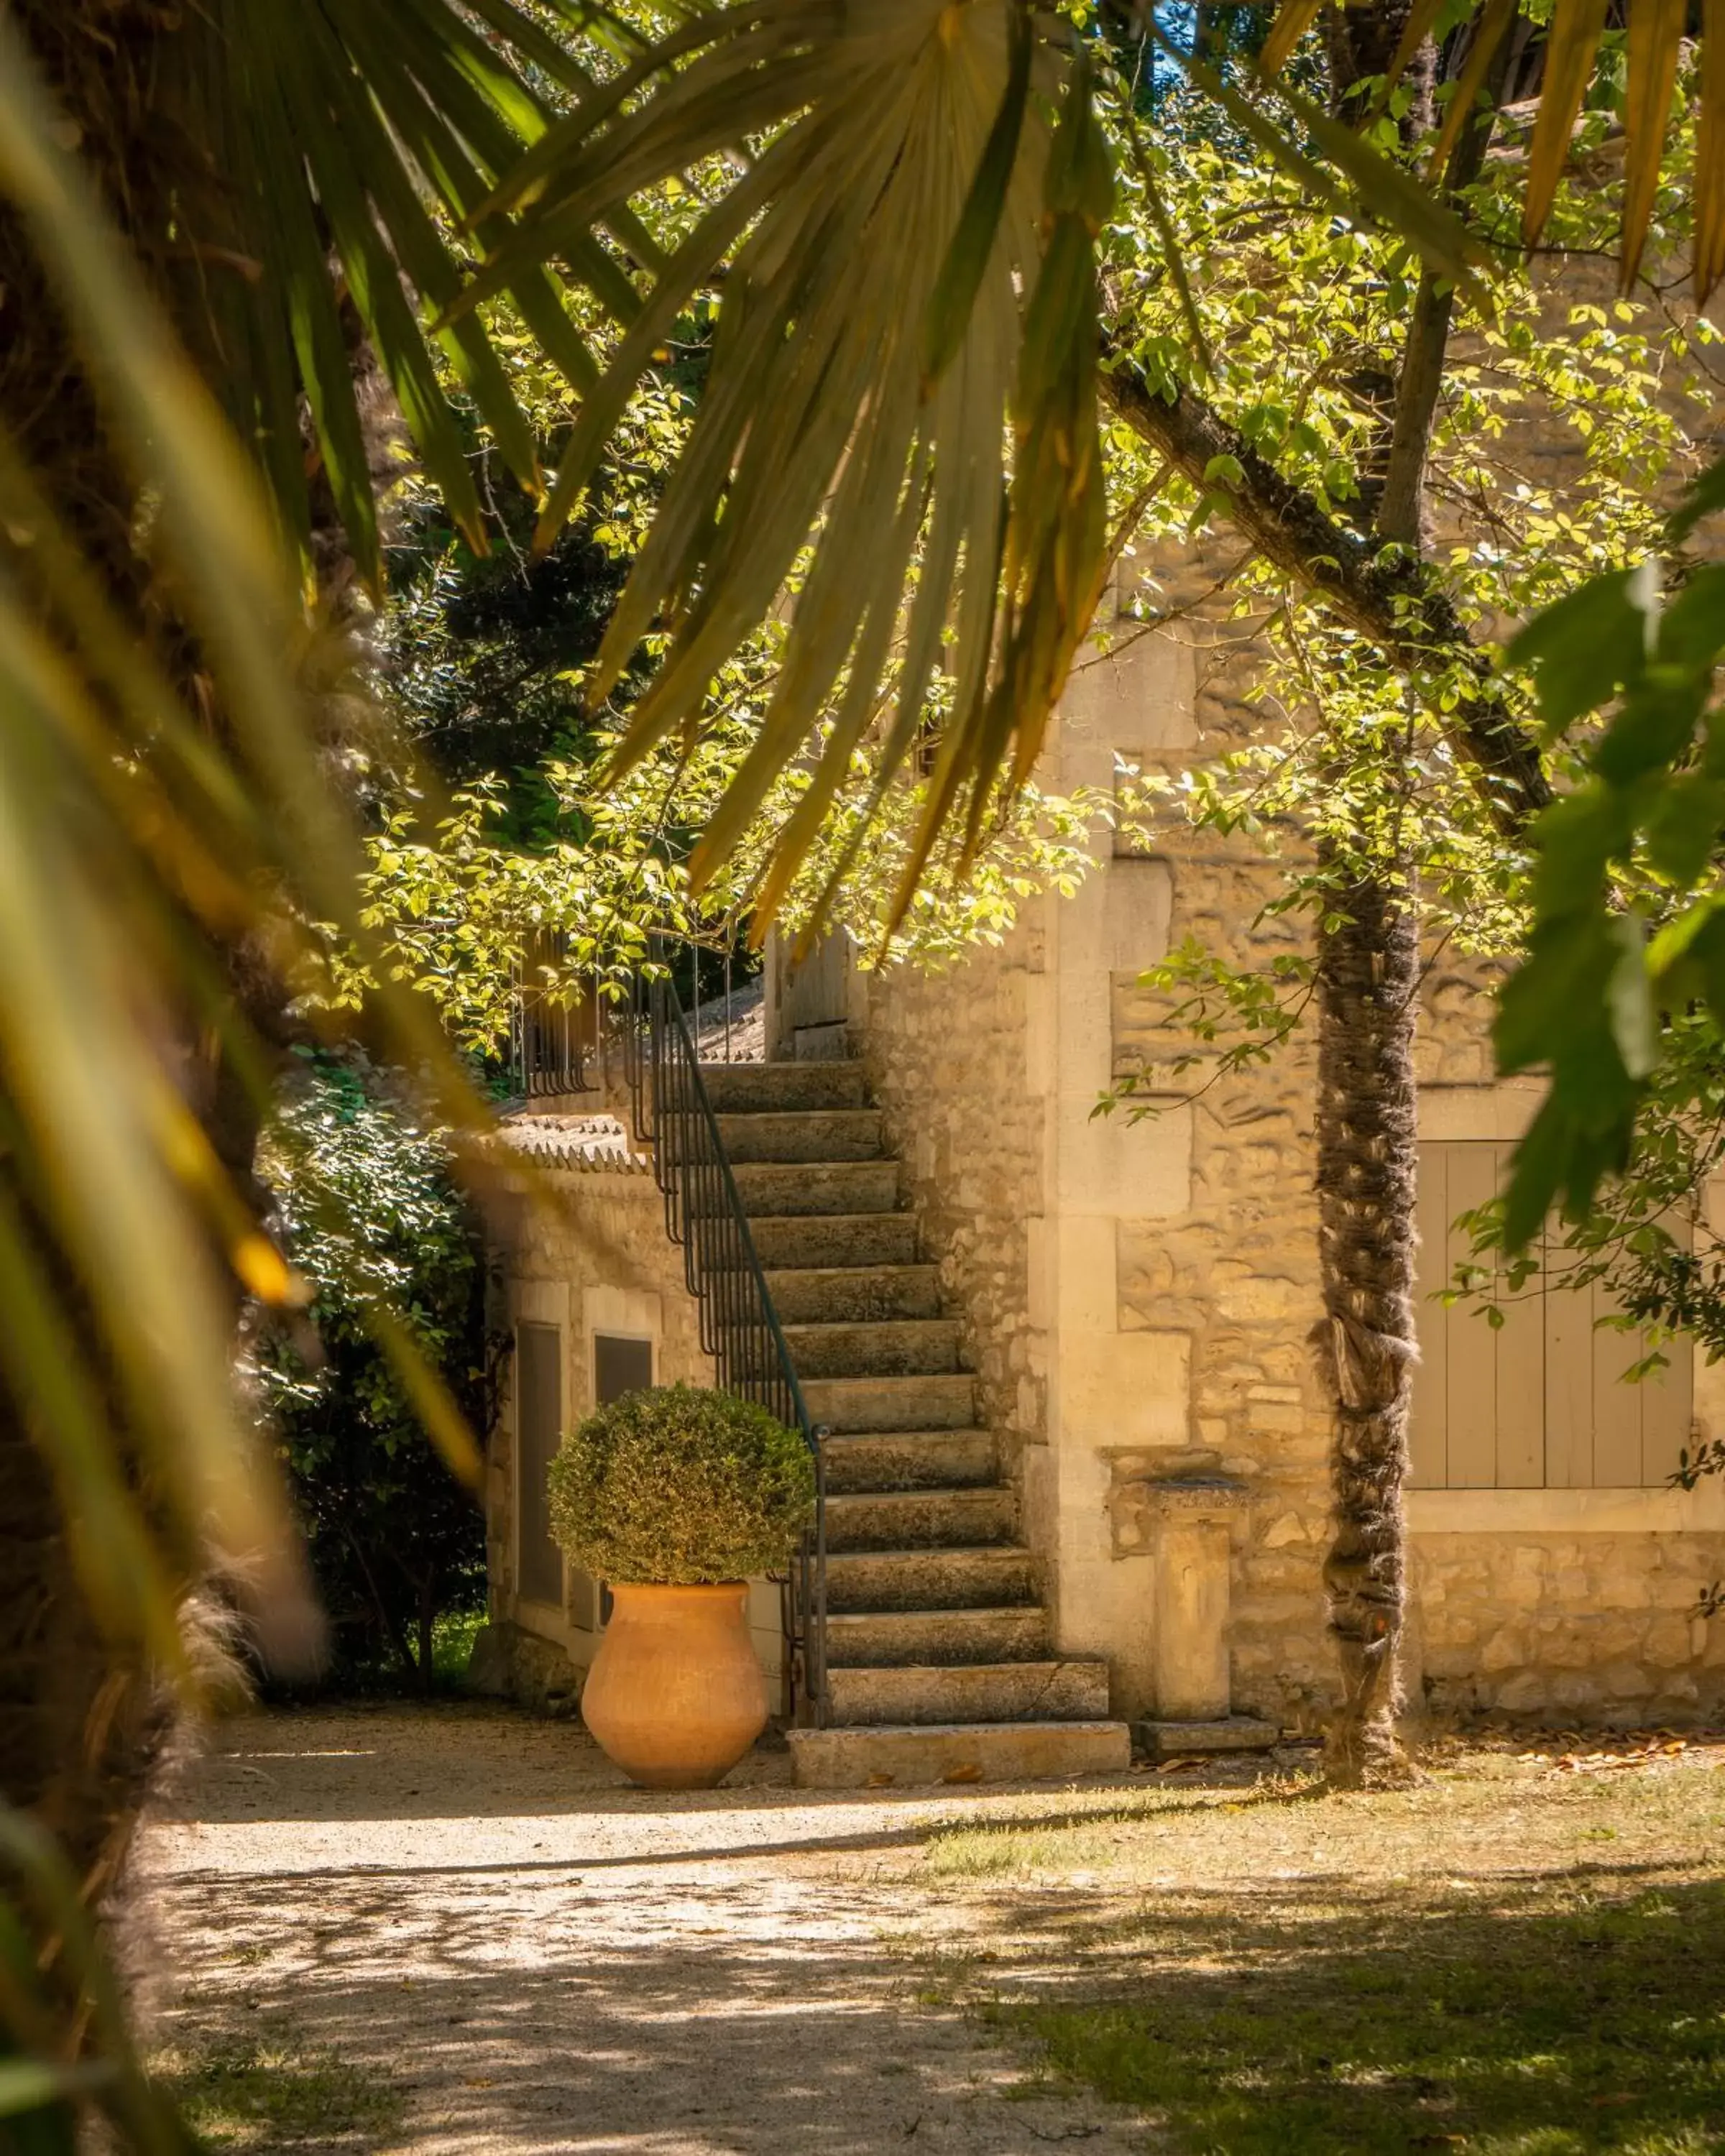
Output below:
[1527,786,1635,919]
[1668,448,1725,543]
[1604,912,1657,1082]
[1509,568,1645,730]
[1590,676,1705,785]
[1643,775,1725,885]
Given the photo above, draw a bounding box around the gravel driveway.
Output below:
[133,1702,1154,2154]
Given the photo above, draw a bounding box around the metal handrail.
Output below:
[621,952,829,1728]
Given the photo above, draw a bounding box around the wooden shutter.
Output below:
[1409,1141,1692,1489]
[594,1333,653,1405]
[515,1321,565,1605]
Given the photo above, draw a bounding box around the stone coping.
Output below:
[492,1111,652,1176]
[1409,1485,1725,1534]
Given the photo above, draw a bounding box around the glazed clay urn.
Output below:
[579,1581,767,1790]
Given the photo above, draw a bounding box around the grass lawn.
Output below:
[152,2027,404,2150]
[909,1736,1725,2155]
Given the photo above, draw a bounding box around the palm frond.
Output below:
[447,0,1110,928]
[162,0,625,589]
[0,11,489,1672]
[1260,0,1722,297]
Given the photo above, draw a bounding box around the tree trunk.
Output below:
[0,1395,160,1901]
[1312,854,1420,1787]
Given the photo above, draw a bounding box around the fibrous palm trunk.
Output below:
[0,0,280,1894]
[1312,850,1420,1787]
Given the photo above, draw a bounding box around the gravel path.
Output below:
[134,1703,1155,2155]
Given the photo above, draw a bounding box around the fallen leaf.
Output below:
[867,1772,896,1788]
[1157,1756,1204,1774]
[942,1763,984,1784]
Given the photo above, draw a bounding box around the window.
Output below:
[589,1335,653,1628]
[1410,1141,1692,1490]
[594,1332,653,1404]
[515,1321,565,1605]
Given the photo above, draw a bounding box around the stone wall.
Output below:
[863,519,1725,1730]
[855,930,1047,1473]
[1076,553,1340,1724]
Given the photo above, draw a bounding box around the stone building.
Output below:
[478,569,1725,1784]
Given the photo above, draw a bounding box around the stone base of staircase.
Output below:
[1136,1715,1282,1757]
[787,1718,1131,1789]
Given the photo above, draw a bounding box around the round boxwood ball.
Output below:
[547,1383,816,1584]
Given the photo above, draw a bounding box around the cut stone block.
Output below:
[1136,1715,1281,1757]
[788,1719,1131,1788]
[697,1060,867,1112]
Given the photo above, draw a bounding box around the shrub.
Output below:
[548,1383,815,1584]
[254,1046,508,1691]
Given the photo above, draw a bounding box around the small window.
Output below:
[515,1322,564,1605]
[594,1332,653,1404]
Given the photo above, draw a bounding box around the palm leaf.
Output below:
[1699,0,1725,302]
[1621,0,1686,289]
[445,0,1107,923]
[0,11,502,1675]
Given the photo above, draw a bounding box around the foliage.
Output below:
[1494,477,1725,1258]
[1085,60,1725,1378]
[0,1805,197,2152]
[548,1385,815,1585]
[252,1051,507,1688]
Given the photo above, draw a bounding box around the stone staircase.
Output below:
[700,1059,1131,1789]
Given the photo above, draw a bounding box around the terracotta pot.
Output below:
[579,1582,767,1790]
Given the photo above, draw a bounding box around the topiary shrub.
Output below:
[548,1383,815,1584]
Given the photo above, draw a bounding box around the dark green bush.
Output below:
[255,1047,507,1690]
[548,1383,814,1583]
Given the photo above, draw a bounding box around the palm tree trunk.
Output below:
[1312,849,1420,1787]
[0,1393,159,1898]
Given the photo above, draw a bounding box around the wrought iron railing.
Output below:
[620,955,828,1727]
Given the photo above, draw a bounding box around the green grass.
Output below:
[989,1881,1725,2154]
[905,1746,1725,2155]
[151,2032,404,2150]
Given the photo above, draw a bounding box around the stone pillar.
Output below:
[1149,1483,1244,1718]
[1138,1479,1278,1754]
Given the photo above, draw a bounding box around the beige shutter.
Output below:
[1409,1141,1693,1488]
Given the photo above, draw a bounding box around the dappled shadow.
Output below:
[145,1854,1138,2152]
[162,1700,1208,1828]
[944,1867,1725,2154]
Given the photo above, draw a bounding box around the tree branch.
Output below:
[1379,10,1519,546]
[1098,349,1553,835]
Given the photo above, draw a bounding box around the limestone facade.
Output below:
[481,1125,786,1700]
[851,552,1725,1731]
[484,580,1725,1736]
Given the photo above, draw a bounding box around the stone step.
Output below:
[827,1659,1112,1727]
[821,1427,998,1493]
[825,1544,1036,1612]
[787,1719,1131,1789]
[824,1485,1016,1552]
[731,1160,900,1217]
[801,1372,975,1433]
[698,1061,868,1112]
[782,1318,960,1379]
[824,1606,1050,1667]
[715,1110,885,1164]
[748,1214,921,1270]
[765,1265,941,1325]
